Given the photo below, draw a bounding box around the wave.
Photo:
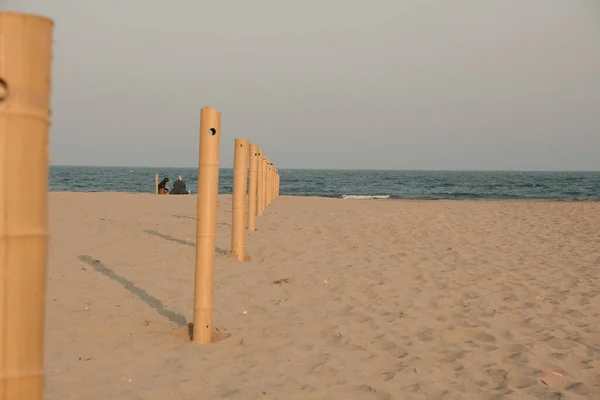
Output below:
[341,195,391,200]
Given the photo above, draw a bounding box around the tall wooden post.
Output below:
[247,144,259,231]
[193,106,221,345]
[257,153,265,216]
[0,12,53,400]
[267,163,273,206]
[266,163,270,206]
[272,166,275,202]
[231,138,249,261]
[271,165,275,203]
[274,169,278,200]
[264,158,270,209]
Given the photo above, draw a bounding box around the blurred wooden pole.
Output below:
[264,158,270,208]
[258,155,266,215]
[266,164,271,205]
[265,158,271,207]
[231,138,249,261]
[271,167,276,202]
[0,12,53,400]
[272,167,276,201]
[155,173,158,194]
[247,144,259,231]
[266,164,270,206]
[193,106,221,345]
[268,163,273,205]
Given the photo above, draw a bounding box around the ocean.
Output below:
[49,166,600,201]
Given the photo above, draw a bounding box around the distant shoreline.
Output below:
[47,191,600,203]
[48,167,600,201]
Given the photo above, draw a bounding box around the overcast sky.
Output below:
[3,0,599,170]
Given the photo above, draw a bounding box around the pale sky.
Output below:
[3,0,600,170]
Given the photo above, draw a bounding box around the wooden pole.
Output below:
[272,166,275,202]
[265,158,271,208]
[231,138,249,261]
[155,173,158,194]
[272,166,276,201]
[193,106,221,345]
[271,166,275,203]
[247,144,259,231]
[274,169,278,199]
[268,163,273,206]
[0,12,53,400]
[257,153,265,216]
[264,158,270,208]
[266,164,270,206]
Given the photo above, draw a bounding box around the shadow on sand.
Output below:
[78,255,188,328]
[172,214,231,227]
[172,214,195,220]
[143,229,227,255]
[79,256,232,342]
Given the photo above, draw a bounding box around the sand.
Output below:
[44,193,600,399]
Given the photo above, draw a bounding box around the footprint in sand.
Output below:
[417,329,436,342]
[443,329,475,343]
[351,384,393,400]
[564,381,593,396]
[506,351,529,365]
[440,350,467,364]
[543,336,574,351]
[377,339,409,359]
[474,331,497,343]
[298,354,330,375]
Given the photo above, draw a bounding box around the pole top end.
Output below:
[201,105,221,115]
[0,12,54,25]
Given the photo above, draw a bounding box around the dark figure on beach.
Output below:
[170,176,189,195]
[157,177,169,194]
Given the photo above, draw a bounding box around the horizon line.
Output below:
[49,164,600,173]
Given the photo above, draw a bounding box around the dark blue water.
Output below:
[49,166,600,201]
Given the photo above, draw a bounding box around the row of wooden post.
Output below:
[0,13,284,400]
[193,107,280,344]
[231,139,280,262]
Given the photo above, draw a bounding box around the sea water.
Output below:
[49,166,600,201]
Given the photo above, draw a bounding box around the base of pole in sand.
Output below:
[171,323,232,343]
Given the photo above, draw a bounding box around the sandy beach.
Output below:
[44,193,600,399]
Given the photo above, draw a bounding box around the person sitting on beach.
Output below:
[170,176,189,195]
[157,177,169,194]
